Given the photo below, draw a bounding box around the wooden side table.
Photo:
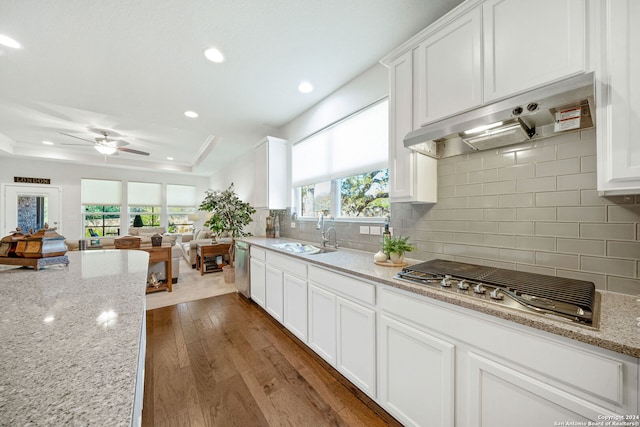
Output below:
[140,245,172,293]
[196,243,231,276]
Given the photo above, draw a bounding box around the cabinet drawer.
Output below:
[147,251,168,263]
[251,247,266,261]
[266,251,307,278]
[381,288,635,409]
[308,265,375,306]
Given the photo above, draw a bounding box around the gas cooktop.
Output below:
[395,259,599,327]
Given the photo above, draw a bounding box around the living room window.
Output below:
[167,184,197,233]
[128,181,161,228]
[81,179,122,237]
[292,98,389,219]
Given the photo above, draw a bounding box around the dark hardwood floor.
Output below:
[142,293,402,426]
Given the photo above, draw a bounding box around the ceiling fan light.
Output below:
[95,145,117,155]
[204,47,224,63]
[0,34,21,49]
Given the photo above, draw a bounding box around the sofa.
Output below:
[66,227,181,283]
[179,228,232,268]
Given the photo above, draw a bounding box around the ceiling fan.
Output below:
[60,128,150,156]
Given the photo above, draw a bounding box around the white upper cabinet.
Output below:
[253,136,288,209]
[388,52,438,203]
[596,0,640,194]
[483,0,587,102]
[417,7,482,126]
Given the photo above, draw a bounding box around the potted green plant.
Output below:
[199,183,256,283]
[383,235,415,264]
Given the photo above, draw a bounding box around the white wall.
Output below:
[0,157,210,240]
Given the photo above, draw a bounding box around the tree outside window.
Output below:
[83,205,121,236]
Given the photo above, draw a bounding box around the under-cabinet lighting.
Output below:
[464,121,504,135]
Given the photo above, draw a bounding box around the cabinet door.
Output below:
[388,52,438,203]
[265,265,284,323]
[417,7,482,125]
[283,273,307,343]
[253,137,288,209]
[468,352,610,426]
[483,0,586,102]
[250,258,266,308]
[308,284,337,366]
[378,315,455,427]
[597,0,640,193]
[337,297,376,398]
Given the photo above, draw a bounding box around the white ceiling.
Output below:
[0,0,462,175]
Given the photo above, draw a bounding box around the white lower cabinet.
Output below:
[308,283,337,366]
[283,273,308,343]
[265,265,284,323]
[337,297,376,398]
[378,314,454,427]
[249,248,266,308]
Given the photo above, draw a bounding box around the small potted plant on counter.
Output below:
[383,235,415,264]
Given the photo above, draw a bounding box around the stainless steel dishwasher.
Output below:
[234,241,250,298]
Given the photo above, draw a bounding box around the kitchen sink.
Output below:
[271,242,337,255]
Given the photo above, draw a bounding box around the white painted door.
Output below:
[250,258,266,308]
[2,184,62,235]
[483,0,586,102]
[468,352,609,427]
[265,265,284,323]
[308,283,337,367]
[378,315,455,427]
[337,297,376,398]
[597,0,640,193]
[417,6,482,125]
[283,273,308,342]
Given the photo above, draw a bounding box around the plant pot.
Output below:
[222,265,235,283]
[389,252,404,264]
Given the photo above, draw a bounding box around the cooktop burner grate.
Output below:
[402,259,596,321]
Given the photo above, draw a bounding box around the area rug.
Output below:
[145,258,236,310]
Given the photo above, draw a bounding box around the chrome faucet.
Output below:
[316,214,338,248]
[325,226,338,248]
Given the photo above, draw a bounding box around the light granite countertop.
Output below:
[0,250,149,426]
[241,237,640,359]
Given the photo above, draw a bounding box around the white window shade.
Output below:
[81,179,122,205]
[292,132,331,187]
[292,99,388,187]
[331,100,388,179]
[167,184,196,207]
[128,182,161,206]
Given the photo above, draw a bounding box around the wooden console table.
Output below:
[0,255,69,271]
[140,245,172,293]
[196,243,231,276]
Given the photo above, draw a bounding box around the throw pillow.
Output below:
[196,229,211,240]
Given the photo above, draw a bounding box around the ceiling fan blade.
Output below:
[118,146,150,156]
[60,132,96,144]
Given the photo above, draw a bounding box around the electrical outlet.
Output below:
[369,226,381,235]
[290,222,296,229]
[360,226,370,234]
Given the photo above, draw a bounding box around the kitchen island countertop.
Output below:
[0,250,149,426]
[241,237,640,359]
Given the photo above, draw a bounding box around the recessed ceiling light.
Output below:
[42,140,54,145]
[184,110,198,118]
[204,47,224,63]
[0,34,21,49]
[166,157,174,161]
[298,81,314,93]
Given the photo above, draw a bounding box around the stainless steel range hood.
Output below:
[404,72,595,159]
